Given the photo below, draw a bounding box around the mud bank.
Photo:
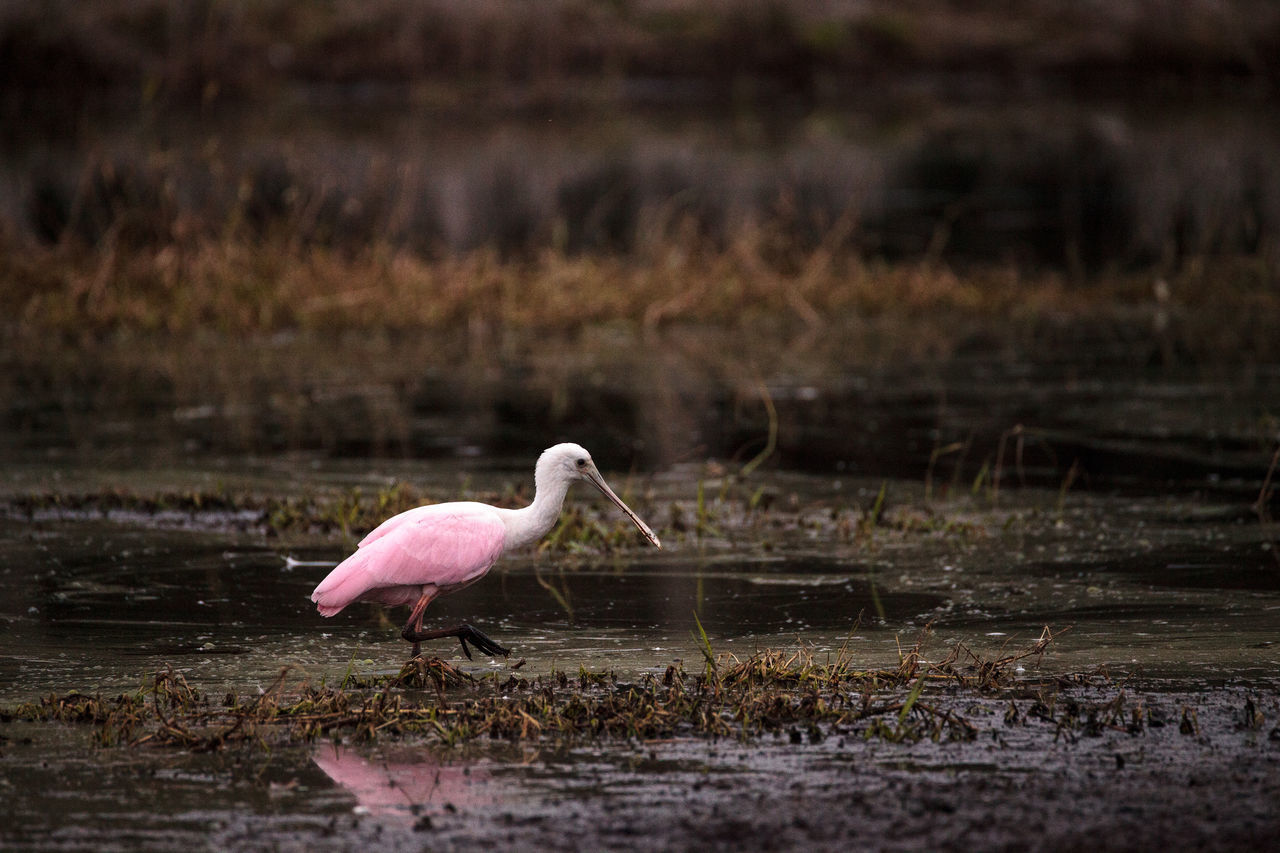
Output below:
[2,673,1277,852]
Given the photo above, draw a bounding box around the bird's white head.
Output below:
[536,442,596,486]
[536,443,661,548]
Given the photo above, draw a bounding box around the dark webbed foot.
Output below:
[455,624,511,659]
[401,622,511,660]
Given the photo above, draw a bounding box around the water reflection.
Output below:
[312,745,498,824]
[3,493,1278,706]
[4,318,1277,498]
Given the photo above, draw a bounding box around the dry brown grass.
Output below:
[9,227,1259,340]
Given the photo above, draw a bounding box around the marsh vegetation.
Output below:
[3,2,1280,850]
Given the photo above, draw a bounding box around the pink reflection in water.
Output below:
[313,745,497,823]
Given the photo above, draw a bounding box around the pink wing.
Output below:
[311,503,506,617]
[357,504,432,548]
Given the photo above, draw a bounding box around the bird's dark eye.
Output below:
[576,458,587,468]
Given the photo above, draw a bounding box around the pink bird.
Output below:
[311,443,661,659]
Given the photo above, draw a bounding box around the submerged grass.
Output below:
[4,629,1117,751]
[0,474,995,554]
[1,484,429,541]
[1,481,656,551]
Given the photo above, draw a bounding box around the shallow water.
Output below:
[4,679,1278,851]
[2,465,1277,706]
[3,489,1279,849]
[5,317,1279,492]
[3,322,1279,849]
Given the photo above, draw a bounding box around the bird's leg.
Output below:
[399,588,509,660]
[401,590,437,659]
[402,623,511,660]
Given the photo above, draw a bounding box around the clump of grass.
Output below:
[390,656,473,692]
[3,630,1089,750]
[931,625,1067,692]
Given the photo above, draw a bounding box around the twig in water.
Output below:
[739,381,777,479]
[691,611,717,678]
[1254,442,1279,525]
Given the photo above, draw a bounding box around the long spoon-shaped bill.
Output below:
[585,467,662,548]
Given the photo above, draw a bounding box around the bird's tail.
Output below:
[313,600,345,617]
[310,550,371,617]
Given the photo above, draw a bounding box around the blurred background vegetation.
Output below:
[5,0,1277,114]
[3,0,1277,333]
[1,1,1277,473]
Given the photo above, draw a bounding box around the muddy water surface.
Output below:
[3,477,1277,703]
[2,322,1279,850]
[2,463,1279,850]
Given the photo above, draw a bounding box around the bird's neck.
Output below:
[497,477,572,551]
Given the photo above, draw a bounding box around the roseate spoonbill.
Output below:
[311,443,661,660]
